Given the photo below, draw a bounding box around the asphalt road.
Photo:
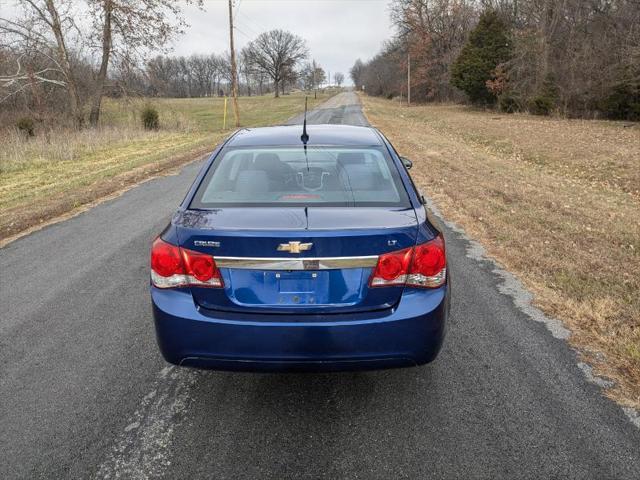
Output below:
[286,92,369,126]
[1,92,639,479]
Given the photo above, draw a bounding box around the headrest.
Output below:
[254,152,282,169]
[236,170,269,192]
[337,152,366,165]
[339,164,377,190]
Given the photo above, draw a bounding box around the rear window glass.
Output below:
[190,146,410,208]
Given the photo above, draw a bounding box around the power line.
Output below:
[237,10,269,35]
[233,25,252,41]
[234,0,243,20]
[234,18,259,37]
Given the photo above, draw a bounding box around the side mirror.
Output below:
[400,156,413,169]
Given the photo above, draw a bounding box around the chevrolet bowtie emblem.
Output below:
[277,241,313,254]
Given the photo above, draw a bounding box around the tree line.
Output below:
[126,50,338,99]
[351,0,640,120]
[0,1,342,129]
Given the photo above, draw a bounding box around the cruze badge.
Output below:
[277,241,313,254]
[194,240,220,248]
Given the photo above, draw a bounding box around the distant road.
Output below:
[1,91,639,479]
[287,91,369,126]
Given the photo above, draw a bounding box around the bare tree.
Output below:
[145,53,229,98]
[146,55,175,96]
[300,60,325,93]
[312,62,326,90]
[280,61,298,95]
[189,54,211,97]
[239,47,254,96]
[334,71,345,87]
[300,61,314,90]
[360,39,406,98]
[87,0,201,126]
[350,59,365,89]
[242,49,268,95]
[1,0,84,126]
[504,0,640,117]
[390,0,477,101]
[0,51,66,103]
[244,29,308,97]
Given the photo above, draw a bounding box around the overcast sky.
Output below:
[1,0,394,84]
[175,0,394,84]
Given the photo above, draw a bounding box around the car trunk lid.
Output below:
[174,207,418,314]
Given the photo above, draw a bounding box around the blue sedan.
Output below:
[150,124,449,371]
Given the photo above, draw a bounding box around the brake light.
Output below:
[369,247,412,287]
[407,235,446,287]
[151,239,183,278]
[150,238,223,289]
[182,249,217,282]
[370,235,446,289]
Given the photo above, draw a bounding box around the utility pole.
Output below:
[313,67,318,99]
[228,0,240,127]
[407,53,411,106]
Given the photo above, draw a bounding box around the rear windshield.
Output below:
[190,146,410,208]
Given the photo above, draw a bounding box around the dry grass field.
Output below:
[0,91,331,242]
[361,94,640,408]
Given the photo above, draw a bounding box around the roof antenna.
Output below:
[301,96,310,171]
[300,96,309,144]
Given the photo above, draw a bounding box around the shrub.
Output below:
[529,96,555,116]
[529,75,559,116]
[16,117,35,137]
[599,82,640,121]
[498,93,520,113]
[141,105,159,130]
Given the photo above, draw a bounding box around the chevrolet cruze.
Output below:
[150,124,449,371]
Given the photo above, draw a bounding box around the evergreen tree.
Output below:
[451,10,512,105]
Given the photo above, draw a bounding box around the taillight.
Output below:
[182,248,218,282]
[369,247,412,287]
[407,235,446,288]
[370,235,446,289]
[150,238,223,289]
[151,239,183,278]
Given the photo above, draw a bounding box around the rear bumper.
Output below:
[151,285,448,372]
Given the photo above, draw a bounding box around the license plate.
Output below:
[269,271,328,304]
